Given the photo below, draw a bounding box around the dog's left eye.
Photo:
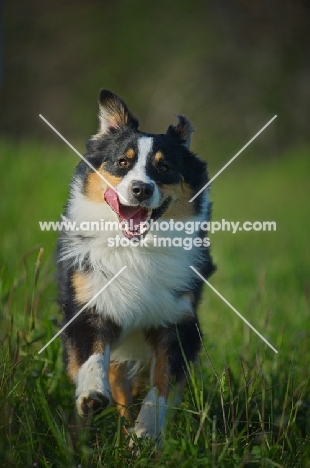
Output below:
[118,158,129,167]
[158,163,170,173]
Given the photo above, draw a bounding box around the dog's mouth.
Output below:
[104,188,170,239]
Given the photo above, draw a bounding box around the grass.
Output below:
[0,138,309,467]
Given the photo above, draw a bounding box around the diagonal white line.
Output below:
[190,266,278,354]
[38,266,127,354]
[189,115,277,202]
[39,114,128,203]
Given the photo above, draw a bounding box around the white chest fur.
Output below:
[61,189,208,331]
[69,240,198,331]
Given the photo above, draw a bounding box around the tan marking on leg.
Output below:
[153,355,186,405]
[131,379,139,398]
[71,271,91,305]
[66,343,81,381]
[67,341,108,382]
[130,366,150,398]
[92,339,105,355]
[109,362,134,421]
[152,350,170,399]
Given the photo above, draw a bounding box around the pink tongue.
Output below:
[104,188,149,223]
[104,188,119,213]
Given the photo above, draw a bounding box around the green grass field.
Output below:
[0,138,309,467]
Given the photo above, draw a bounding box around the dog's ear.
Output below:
[96,89,139,136]
[166,115,194,149]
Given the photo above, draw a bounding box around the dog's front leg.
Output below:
[74,347,112,417]
[64,314,120,418]
[133,318,201,442]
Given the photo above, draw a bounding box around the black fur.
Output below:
[56,89,215,433]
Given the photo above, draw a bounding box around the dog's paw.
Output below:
[128,387,167,449]
[128,428,162,454]
[76,390,111,418]
[75,352,112,417]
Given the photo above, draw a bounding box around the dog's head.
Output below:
[82,90,209,239]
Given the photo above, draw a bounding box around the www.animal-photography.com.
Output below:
[1,2,309,467]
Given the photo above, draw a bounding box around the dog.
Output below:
[56,89,215,444]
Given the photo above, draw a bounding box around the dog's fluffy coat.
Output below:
[57,90,215,442]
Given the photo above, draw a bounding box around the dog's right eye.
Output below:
[118,158,129,167]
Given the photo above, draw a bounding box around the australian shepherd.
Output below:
[56,89,215,444]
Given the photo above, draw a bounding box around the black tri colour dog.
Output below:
[57,90,215,443]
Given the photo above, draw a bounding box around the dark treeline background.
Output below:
[2,0,310,160]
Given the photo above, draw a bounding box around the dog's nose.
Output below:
[131,181,154,201]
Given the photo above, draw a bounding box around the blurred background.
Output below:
[1,4,310,462]
[0,0,309,339]
[2,0,310,148]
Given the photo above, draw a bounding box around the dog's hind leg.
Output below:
[132,317,201,443]
[109,362,134,421]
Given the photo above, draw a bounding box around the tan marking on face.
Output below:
[154,151,164,163]
[85,172,104,202]
[72,271,92,305]
[125,148,136,159]
[101,168,122,188]
[160,180,195,219]
[85,164,122,202]
[109,362,134,420]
